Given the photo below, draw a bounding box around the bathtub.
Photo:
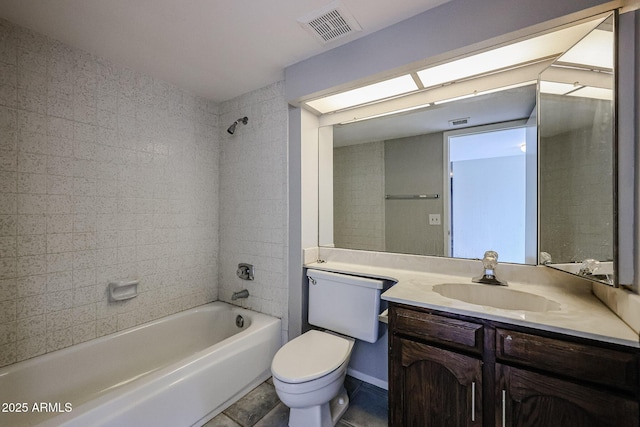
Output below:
[0,302,281,427]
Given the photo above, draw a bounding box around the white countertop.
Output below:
[305,261,640,348]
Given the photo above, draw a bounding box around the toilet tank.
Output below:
[307,269,386,343]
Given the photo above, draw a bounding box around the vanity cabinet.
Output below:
[389,303,640,427]
[394,337,482,426]
[497,364,638,426]
[390,306,484,426]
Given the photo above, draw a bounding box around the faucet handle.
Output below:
[473,250,507,286]
[579,258,599,276]
[481,250,499,270]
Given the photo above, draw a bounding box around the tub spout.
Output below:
[232,289,249,300]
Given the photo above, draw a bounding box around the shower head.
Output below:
[227,116,248,135]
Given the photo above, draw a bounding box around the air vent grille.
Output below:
[449,117,470,126]
[298,1,362,44]
[309,10,353,42]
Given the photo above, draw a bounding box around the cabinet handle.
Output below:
[502,389,506,427]
[471,381,476,422]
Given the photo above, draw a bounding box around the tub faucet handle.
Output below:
[236,263,254,280]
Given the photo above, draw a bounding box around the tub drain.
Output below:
[235,315,245,328]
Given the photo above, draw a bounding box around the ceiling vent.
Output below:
[449,117,470,127]
[298,1,362,44]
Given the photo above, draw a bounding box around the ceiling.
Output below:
[0,0,451,102]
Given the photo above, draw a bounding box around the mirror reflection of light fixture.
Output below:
[539,80,613,100]
[341,80,538,124]
[428,81,537,105]
[556,29,613,70]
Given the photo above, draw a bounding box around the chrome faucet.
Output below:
[231,289,250,300]
[578,258,599,276]
[472,250,507,286]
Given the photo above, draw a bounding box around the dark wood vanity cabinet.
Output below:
[393,337,482,426]
[497,364,638,427]
[389,303,640,427]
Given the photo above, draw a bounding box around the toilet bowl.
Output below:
[271,270,386,427]
[271,330,355,427]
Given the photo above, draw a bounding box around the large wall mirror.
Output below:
[316,12,617,286]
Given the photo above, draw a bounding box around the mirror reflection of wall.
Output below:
[333,141,386,252]
[538,15,614,280]
[385,134,444,256]
[539,96,613,264]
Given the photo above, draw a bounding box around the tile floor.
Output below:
[203,376,388,427]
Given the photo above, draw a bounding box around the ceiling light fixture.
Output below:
[303,15,605,117]
[306,74,418,114]
[415,18,602,89]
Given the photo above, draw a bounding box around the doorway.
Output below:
[444,122,530,264]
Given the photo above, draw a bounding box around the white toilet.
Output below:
[271,269,386,427]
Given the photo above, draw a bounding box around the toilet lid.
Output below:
[271,330,351,384]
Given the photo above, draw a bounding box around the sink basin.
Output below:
[432,283,561,312]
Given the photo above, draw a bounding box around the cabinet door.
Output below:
[390,337,482,426]
[496,364,639,427]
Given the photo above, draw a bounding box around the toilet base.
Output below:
[288,386,349,427]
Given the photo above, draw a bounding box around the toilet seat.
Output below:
[271,330,351,384]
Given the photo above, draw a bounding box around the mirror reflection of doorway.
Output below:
[445,123,532,264]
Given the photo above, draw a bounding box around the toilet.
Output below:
[271,269,386,427]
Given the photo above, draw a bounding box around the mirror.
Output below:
[538,15,615,284]
[318,13,616,285]
[323,86,537,262]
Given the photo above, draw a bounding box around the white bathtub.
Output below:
[0,302,281,427]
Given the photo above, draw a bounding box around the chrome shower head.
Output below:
[227,116,248,135]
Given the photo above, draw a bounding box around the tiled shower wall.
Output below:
[218,82,289,341]
[0,19,219,367]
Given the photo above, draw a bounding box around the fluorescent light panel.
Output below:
[539,81,575,95]
[539,80,612,100]
[433,81,536,105]
[340,103,433,123]
[306,75,418,113]
[305,16,604,115]
[567,86,613,100]
[416,19,601,88]
[557,29,613,70]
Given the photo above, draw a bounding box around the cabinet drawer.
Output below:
[393,307,483,354]
[496,328,640,391]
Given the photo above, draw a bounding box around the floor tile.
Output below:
[205,376,388,427]
[223,382,281,427]
[203,412,242,427]
[252,402,289,427]
[344,375,363,397]
[340,382,388,427]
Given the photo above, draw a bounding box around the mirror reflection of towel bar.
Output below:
[385,194,439,200]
